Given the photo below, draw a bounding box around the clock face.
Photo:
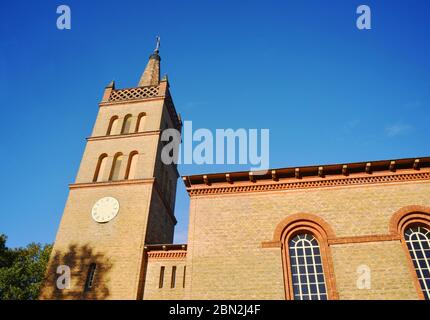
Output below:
[91,197,119,223]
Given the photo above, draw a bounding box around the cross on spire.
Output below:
[154,36,160,53]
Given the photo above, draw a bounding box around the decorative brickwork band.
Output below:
[187,171,430,197]
[147,250,187,260]
[327,234,400,245]
[109,86,160,102]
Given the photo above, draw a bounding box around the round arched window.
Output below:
[288,233,328,300]
[404,225,430,300]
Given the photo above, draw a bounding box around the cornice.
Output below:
[144,244,187,261]
[69,178,155,189]
[183,157,429,187]
[146,250,187,260]
[186,170,430,197]
[86,130,161,141]
[99,95,165,107]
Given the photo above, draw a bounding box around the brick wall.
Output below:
[184,180,430,299]
[331,241,416,299]
[143,258,187,300]
[145,185,176,244]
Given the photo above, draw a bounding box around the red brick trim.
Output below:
[146,250,187,260]
[261,240,281,248]
[272,213,336,242]
[389,205,430,235]
[187,171,430,197]
[327,234,400,245]
[262,233,401,247]
[389,206,430,300]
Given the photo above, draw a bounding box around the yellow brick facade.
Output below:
[180,180,430,300]
[40,46,430,300]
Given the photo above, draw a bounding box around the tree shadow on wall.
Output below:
[39,244,112,300]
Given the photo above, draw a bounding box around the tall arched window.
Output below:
[109,153,123,181]
[121,114,132,134]
[135,113,146,133]
[93,154,108,182]
[273,214,337,300]
[288,233,328,300]
[125,151,139,180]
[404,225,430,300]
[390,206,430,300]
[106,116,119,135]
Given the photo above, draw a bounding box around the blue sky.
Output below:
[0,0,429,247]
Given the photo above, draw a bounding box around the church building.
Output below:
[40,43,430,300]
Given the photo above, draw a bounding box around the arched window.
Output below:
[106,116,119,135]
[93,154,108,182]
[125,151,139,180]
[390,206,430,300]
[404,225,430,300]
[272,214,337,300]
[121,114,132,134]
[135,113,146,133]
[109,153,123,181]
[288,233,328,300]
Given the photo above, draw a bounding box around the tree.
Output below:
[0,234,52,300]
[0,234,15,268]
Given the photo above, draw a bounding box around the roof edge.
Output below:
[182,156,430,188]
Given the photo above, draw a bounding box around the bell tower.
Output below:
[40,39,181,299]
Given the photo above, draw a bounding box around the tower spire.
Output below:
[138,36,161,87]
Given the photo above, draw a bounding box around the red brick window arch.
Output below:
[274,214,338,300]
[390,206,430,300]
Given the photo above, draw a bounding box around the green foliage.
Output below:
[0,234,52,300]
